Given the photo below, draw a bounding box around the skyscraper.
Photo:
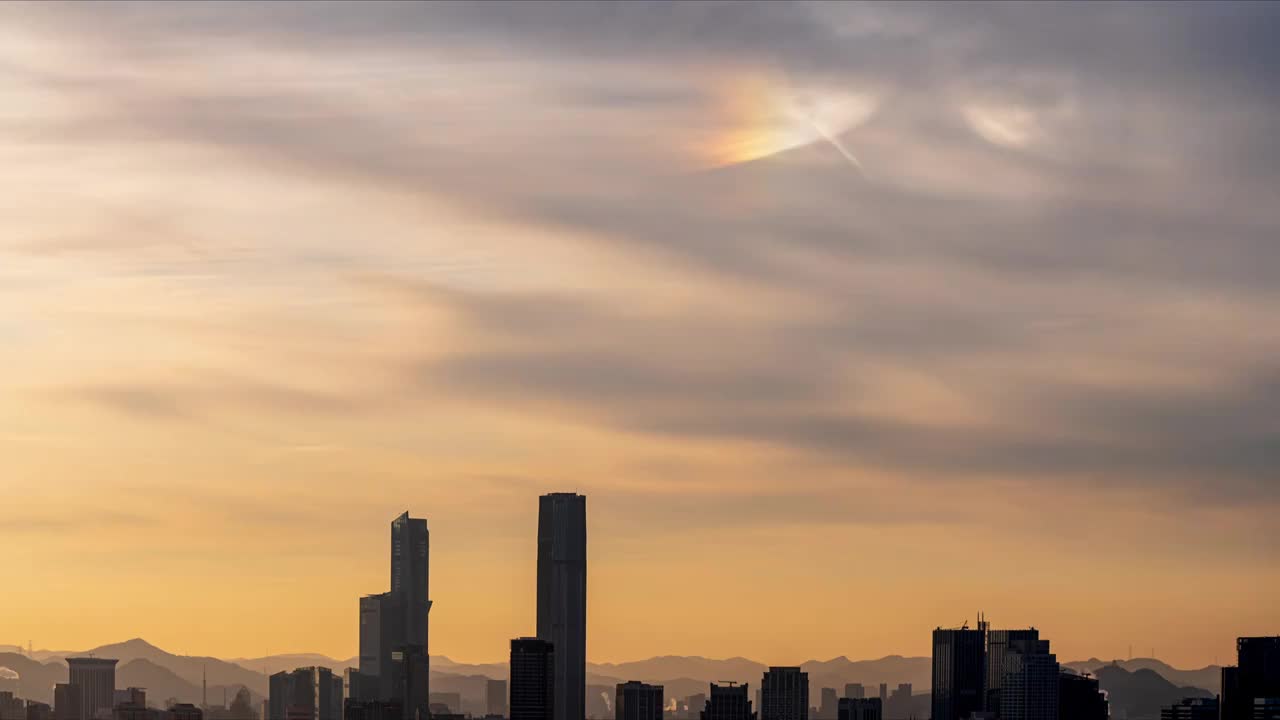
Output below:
[615,683,663,720]
[359,513,430,711]
[510,639,554,720]
[359,593,403,702]
[999,650,1058,720]
[986,630,1043,714]
[1056,672,1105,720]
[1221,637,1280,720]
[761,668,808,720]
[836,699,880,720]
[67,658,117,720]
[55,685,82,720]
[932,627,985,720]
[701,685,753,720]
[268,668,342,720]
[536,493,586,720]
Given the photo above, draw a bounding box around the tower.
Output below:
[536,493,586,720]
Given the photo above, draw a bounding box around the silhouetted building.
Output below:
[511,638,555,720]
[1056,672,1105,720]
[932,627,985,720]
[836,699,880,720]
[616,683,663,720]
[1253,698,1280,720]
[487,680,508,719]
[56,684,83,720]
[684,696,707,720]
[986,630,1043,715]
[818,690,837,720]
[884,686,911,720]
[426,695,459,716]
[760,669,807,720]
[27,702,53,720]
[389,647,428,720]
[537,494,587,720]
[701,685,753,720]
[1,694,25,720]
[1222,638,1280,720]
[390,513,431,661]
[112,689,155,720]
[1000,650,1057,720]
[68,658,118,720]
[841,688,863,703]
[342,700,400,720]
[167,705,203,720]
[876,688,884,708]
[1161,698,1218,720]
[269,668,342,720]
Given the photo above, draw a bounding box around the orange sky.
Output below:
[2,2,1278,669]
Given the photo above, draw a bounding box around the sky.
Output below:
[2,1,1278,669]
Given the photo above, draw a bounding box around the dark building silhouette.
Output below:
[1,694,25,720]
[836,699,880,720]
[883,685,911,720]
[511,638,555,720]
[818,689,837,720]
[342,701,401,720]
[684,695,707,720]
[359,593,402,702]
[986,630,1042,714]
[112,688,152,720]
[1160,698,1218,720]
[701,685,753,720]
[55,684,82,720]
[1222,637,1280,720]
[615,683,662,720]
[841,688,863,702]
[761,669,807,720]
[359,512,431,712]
[1253,698,1280,720]
[932,627,985,720]
[487,680,508,719]
[1056,672,1105,720]
[67,658,118,720]
[167,705,203,720]
[27,702,53,720]
[344,670,374,706]
[536,493,586,720]
[1000,650,1057,720]
[268,668,342,720]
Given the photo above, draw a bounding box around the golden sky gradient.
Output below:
[2,3,1278,668]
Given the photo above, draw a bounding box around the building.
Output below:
[268,668,342,720]
[1222,637,1280,720]
[986,630,1043,714]
[536,493,587,720]
[841,688,863,702]
[835,699,880,720]
[487,680,508,718]
[932,627,985,720]
[683,696,707,720]
[166,705,203,720]
[760,669,807,720]
[1160,698,1218,720]
[56,685,83,720]
[1253,698,1280,720]
[999,650,1058,720]
[818,690,837,720]
[426,695,460,716]
[616,683,663,720]
[1,693,25,720]
[342,701,400,720]
[511,638,555,720]
[390,513,432,657]
[1056,672,1105,720]
[701,685,753,720]
[27,702,53,720]
[883,685,911,720]
[359,512,431,711]
[68,658,118,720]
[876,688,885,707]
[389,648,428,720]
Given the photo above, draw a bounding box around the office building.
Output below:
[1000,650,1058,720]
[876,688,885,707]
[836,699,880,720]
[55,685,82,720]
[883,686,911,720]
[1160,698,1218,720]
[701,685,753,720]
[818,690,837,720]
[760,669,807,720]
[1221,637,1280,720]
[359,512,431,711]
[1,694,24,720]
[166,706,203,720]
[487,680,508,719]
[932,627,985,720]
[268,668,342,720]
[684,695,708,720]
[342,701,400,720]
[511,638,555,720]
[68,658,118,720]
[986,630,1044,714]
[1056,672,1105,720]
[841,688,863,702]
[1253,698,1280,720]
[536,494,587,720]
[27,703,53,720]
[616,683,663,720]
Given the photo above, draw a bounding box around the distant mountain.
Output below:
[116,658,259,709]
[0,653,66,705]
[1093,664,1213,720]
[62,639,272,703]
[1066,658,1221,695]
[227,654,358,674]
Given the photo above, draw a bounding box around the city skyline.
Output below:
[3,0,1278,671]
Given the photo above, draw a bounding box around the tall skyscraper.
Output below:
[932,627,985,720]
[1056,672,1106,720]
[818,689,837,720]
[54,685,82,720]
[999,650,1058,720]
[1221,637,1280,720]
[761,668,808,720]
[487,680,509,718]
[615,683,663,720]
[359,513,431,712]
[67,658,117,720]
[268,668,342,720]
[986,630,1044,714]
[701,685,753,720]
[510,639,554,720]
[836,699,881,720]
[536,493,586,720]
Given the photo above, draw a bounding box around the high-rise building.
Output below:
[884,685,911,720]
[876,688,885,707]
[986,630,1043,714]
[836,699,880,720]
[487,680,508,719]
[999,650,1058,720]
[1,693,25,720]
[536,493,586,720]
[701,685,753,720]
[1221,637,1280,720]
[27,702,53,720]
[342,700,401,720]
[684,695,707,720]
[511,639,555,720]
[359,512,431,712]
[1253,698,1280,720]
[842,687,863,702]
[932,627,985,720]
[1160,698,1219,720]
[55,685,82,720]
[1056,672,1105,720]
[761,668,807,720]
[68,658,118,720]
[615,683,663,720]
[268,668,342,720]
[818,689,837,720]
